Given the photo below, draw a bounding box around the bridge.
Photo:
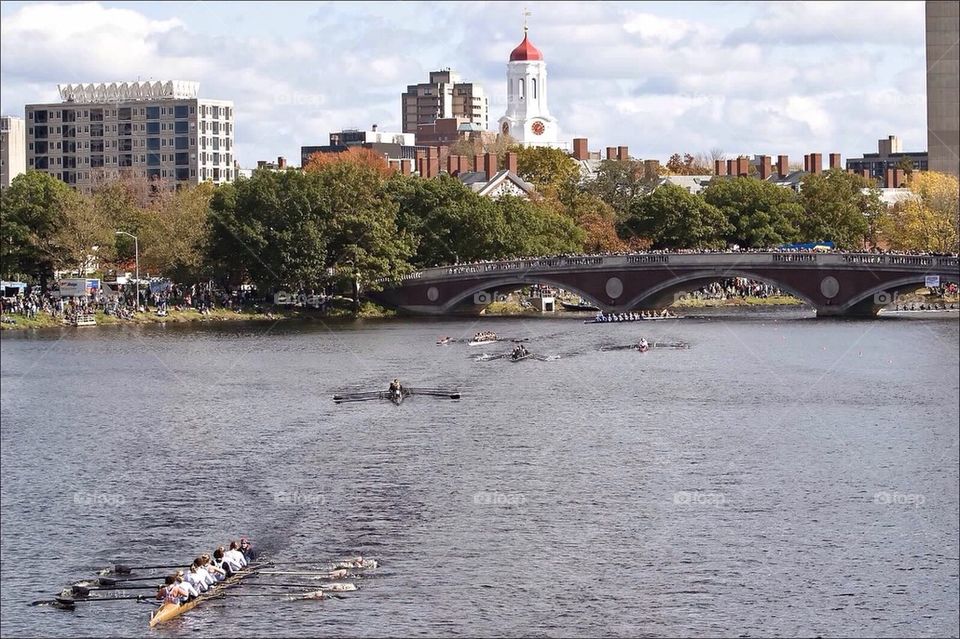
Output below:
[369,252,960,318]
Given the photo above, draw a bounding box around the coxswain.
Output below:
[239,537,254,561]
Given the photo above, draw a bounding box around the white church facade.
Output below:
[497,28,564,149]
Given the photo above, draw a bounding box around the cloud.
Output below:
[0,1,929,168]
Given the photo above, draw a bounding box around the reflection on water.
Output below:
[2,311,958,637]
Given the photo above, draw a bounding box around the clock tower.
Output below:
[497,25,560,148]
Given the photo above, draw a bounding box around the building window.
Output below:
[518,79,524,99]
[532,78,537,99]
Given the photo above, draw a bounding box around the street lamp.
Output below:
[115,231,139,311]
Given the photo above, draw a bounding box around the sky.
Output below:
[0,1,929,168]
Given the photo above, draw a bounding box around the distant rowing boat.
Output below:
[584,314,680,324]
[333,388,461,403]
[468,338,498,346]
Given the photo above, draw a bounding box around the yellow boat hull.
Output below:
[149,567,253,628]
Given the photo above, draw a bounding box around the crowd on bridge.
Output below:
[437,246,960,276]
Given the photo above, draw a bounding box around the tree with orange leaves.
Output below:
[303,147,394,178]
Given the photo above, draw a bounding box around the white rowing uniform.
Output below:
[186,569,208,593]
[178,578,200,598]
[223,549,246,570]
[162,584,185,605]
[197,565,217,586]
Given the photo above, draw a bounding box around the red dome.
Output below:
[509,33,543,62]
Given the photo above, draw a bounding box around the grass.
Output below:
[672,295,803,308]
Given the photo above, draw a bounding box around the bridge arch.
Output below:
[439,276,604,313]
[621,269,819,310]
[838,274,960,316]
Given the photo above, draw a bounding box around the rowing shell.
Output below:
[509,353,533,362]
[149,565,257,627]
[468,339,498,346]
[333,389,460,403]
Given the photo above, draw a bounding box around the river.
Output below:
[1,308,958,637]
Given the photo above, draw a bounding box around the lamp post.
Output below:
[115,231,139,311]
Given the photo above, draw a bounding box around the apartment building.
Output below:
[401,70,488,135]
[24,81,234,191]
[1,115,26,189]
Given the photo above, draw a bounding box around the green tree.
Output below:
[140,182,215,282]
[797,170,878,249]
[52,189,115,275]
[701,177,803,247]
[493,195,585,258]
[584,159,657,218]
[0,171,77,283]
[621,184,730,249]
[512,145,581,198]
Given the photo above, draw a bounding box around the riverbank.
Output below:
[0,301,394,331]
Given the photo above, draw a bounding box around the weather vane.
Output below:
[523,7,531,33]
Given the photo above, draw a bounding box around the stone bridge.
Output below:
[369,252,960,318]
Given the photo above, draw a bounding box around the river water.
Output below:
[1,308,958,638]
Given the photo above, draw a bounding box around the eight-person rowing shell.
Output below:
[156,539,251,605]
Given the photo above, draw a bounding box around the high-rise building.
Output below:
[497,26,562,148]
[1,115,26,189]
[24,81,235,191]
[926,1,959,177]
[401,70,488,135]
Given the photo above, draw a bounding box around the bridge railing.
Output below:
[378,252,959,285]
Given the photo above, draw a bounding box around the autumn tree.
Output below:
[511,145,581,199]
[303,146,394,178]
[139,182,215,282]
[880,171,959,253]
[665,153,711,175]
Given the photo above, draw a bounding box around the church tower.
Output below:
[497,24,560,148]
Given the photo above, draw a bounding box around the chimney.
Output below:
[777,154,789,177]
[894,168,905,188]
[617,146,629,161]
[388,159,400,174]
[400,159,411,176]
[885,168,895,188]
[860,168,870,181]
[606,147,617,160]
[446,154,457,175]
[372,123,378,132]
[715,159,726,176]
[417,157,426,177]
[277,156,287,169]
[643,159,660,180]
[810,153,822,174]
[737,156,750,177]
[484,152,498,179]
[573,138,589,161]
[828,153,841,170]
[474,153,484,174]
[726,159,735,176]
[758,155,772,179]
[427,155,439,179]
[804,154,810,172]
[506,152,518,174]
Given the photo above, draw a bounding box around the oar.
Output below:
[97,575,166,586]
[55,594,152,604]
[101,563,184,575]
[213,590,328,600]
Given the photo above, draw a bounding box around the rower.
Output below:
[175,570,200,600]
[213,547,237,576]
[638,338,649,351]
[186,561,210,593]
[224,541,248,569]
[158,575,189,605]
[201,554,226,582]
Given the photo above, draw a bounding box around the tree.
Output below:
[1,171,77,283]
[665,153,711,175]
[880,171,959,253]
[512,145,581,198]
[701,177,802,247]
[493,195,585,258]
[303,147,393,178]
[621,184,730,249]
[52,189,115,275]
[584,159,657,219]
[386,174,503,267]
[797,169,878,249]
[139,182,215,282]
[559,191,626,253]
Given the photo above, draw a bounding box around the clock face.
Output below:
[531,121,545,136]
[501,122,510,135]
